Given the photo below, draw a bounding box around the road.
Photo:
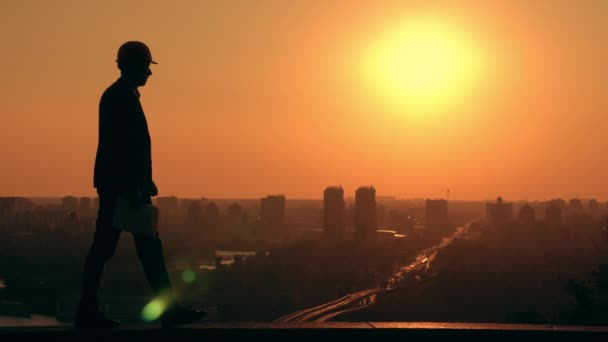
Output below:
[275,220,477,323]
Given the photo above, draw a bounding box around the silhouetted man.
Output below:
[76,41,206,329]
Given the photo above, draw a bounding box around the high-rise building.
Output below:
[323,186,345,240]
[259,195,286,240]
[425,199,448,230]
[545,200,563,227]
[354,186,377,242]
[518,203,535,225]
[567,198,584,216]
[486,197,513,226]
[227,202,244,219]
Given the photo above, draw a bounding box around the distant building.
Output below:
[354,186,377,242]
[5,197,35,212]
[376,196,397,203]
[179,198,208,221]
[79,197,92,217]
[65,211,79,233]
[206,202,220,221]
[156,196,180,224]
[0,198,36,232]
[323,186,345,240]
[0,198,19,228]
[36,208,69,231]
[588,199,600,220]
[227,202,245,219]
[61,196,79,213]
[545,200,563,227]
[205,202,221,239]
[567,199,584,216]
[566,212,594,240]
[226,202,250,241]
[285,205,322,231]
[425,199,448,230]
[186,200,204,227]
[518,203,535,225]
[93,197,100,212]
[377,203,387,229]
[551,198,566,210]
[486,197,513,226]
[259,195,286,240]
[386,209,415,233]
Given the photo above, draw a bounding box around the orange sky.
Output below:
[1,0,607,200]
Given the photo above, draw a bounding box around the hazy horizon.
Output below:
[13,195,608,203]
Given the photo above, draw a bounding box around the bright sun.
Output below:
[361,18,484,114]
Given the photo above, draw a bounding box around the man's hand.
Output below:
[149,180,158,197]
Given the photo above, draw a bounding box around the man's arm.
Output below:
[101,89,144,199]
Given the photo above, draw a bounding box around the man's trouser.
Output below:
[77,188,173,315]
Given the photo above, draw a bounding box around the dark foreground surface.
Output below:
[2,322,608,341]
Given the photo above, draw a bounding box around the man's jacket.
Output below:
[93,77,152,196]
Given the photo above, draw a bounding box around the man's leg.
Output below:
[133,233,175,302]
[77,191,122,319]
[132,194,174,301]
[132,201,207,326]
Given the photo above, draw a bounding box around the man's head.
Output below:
[116,41,157,87]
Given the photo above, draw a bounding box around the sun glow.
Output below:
[361,18,485,114]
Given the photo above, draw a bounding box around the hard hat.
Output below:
[116,41,158,65]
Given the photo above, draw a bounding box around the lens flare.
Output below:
[182,269,197,284]
[141,297,169,322]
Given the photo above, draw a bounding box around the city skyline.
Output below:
[10,192,608,203]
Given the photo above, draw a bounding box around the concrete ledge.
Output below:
[1,322,608,341]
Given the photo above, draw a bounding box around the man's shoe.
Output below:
[74,311,120,329]
[160,305,207,328]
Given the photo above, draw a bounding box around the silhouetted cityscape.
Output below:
[1,188,608,325]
